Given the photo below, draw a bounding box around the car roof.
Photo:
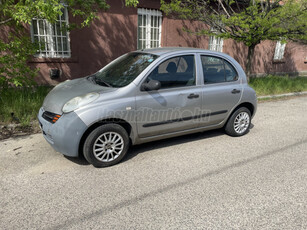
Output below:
[135,47,239,65]
[137,47,220,56]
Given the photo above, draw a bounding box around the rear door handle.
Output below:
[187,93,199,99]
[231,89,241,94]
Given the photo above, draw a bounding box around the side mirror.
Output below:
[141,80,161,91]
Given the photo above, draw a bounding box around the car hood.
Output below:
[42,77,116,114]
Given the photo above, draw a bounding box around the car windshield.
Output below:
[93,52,159,88]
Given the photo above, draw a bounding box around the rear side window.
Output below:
[201,56,238,84]
[146,55,195,89]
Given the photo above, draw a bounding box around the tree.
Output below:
[161,0,307,78]
[0,0,138,87]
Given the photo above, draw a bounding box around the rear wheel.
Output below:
[225,107,251,137]
[83,124,130,167]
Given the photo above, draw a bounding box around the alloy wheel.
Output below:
[93,132,124,162]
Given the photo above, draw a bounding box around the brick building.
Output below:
[25,0,307,84]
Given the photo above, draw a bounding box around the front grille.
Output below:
[42,111,61,124]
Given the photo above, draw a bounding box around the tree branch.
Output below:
[0,18,13,25]
[217,0,231,18]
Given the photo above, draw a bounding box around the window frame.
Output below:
[274,40,286,60]
[137,8,162,50]
[30,6,71,58]
[141,54,197,91]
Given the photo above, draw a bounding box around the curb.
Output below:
[257,91,307,100]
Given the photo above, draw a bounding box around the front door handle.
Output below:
[231,89,241,94]
[187,93,199,99]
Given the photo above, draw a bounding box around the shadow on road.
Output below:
[123,129,225,163]
[125,123,254,163]
[64,155,90,166]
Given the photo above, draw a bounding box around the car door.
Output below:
[135,54,203,138]
[199,55,242,126]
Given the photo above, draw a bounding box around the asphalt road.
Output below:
[1,97,307,229]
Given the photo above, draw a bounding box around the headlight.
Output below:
[62,92,99,113]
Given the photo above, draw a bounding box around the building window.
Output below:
[137,8,162,49]
[208,26,223,52]
[208,36,223,52]
[274,41,286,60]
[31,7,70,58]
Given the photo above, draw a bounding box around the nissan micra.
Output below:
[38,48,257,167]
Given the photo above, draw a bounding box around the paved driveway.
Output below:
[1,97,306,229]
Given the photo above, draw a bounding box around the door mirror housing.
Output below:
[141,80,161,91]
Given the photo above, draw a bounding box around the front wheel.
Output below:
[83,124,130,167]
[225,107,251,137]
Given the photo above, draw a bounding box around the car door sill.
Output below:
[134,123,225,145]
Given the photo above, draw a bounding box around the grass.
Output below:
[0,86,52,126]
[0,75,307,126]
[249,75,307,96]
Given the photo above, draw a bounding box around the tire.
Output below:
[83,124,130,167]
[225,107,251,137]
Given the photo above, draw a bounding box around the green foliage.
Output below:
[0,0,110,26]
[1,0,139,27]
[0,26,39,87]
[125,0,139,7]
[161,0,194,19]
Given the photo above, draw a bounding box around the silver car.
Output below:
[38,48,257,167]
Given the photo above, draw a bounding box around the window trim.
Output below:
[137,8,162,50]
[30,6,71,58]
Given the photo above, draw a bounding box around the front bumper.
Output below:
[38,107,88,157]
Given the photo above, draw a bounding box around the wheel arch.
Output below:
[234,102,255,117]
[225,102,255,127]
[78,118,133,158]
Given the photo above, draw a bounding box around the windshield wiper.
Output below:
[93,76,113,88]
[87,75,96,83]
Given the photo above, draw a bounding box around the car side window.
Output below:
[201,56,238,84]
[224,60,239,81]
[146,55,195,89]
